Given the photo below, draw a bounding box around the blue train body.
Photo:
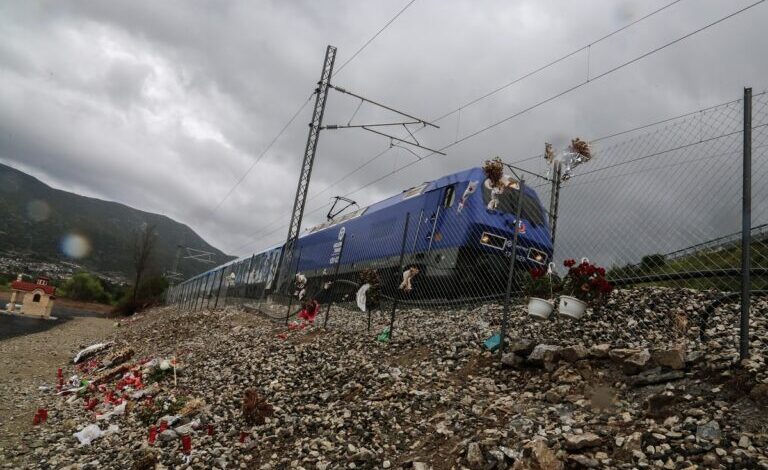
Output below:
[188,166,553,299]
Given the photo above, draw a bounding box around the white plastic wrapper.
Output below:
[356,284,371,312]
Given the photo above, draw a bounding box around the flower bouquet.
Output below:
[559,258,613,319]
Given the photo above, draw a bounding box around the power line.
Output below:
[307,0,688,203]
[333,0,418,77]
[232,0,763,255]
[207,93,314,216]
[338,0,766,201]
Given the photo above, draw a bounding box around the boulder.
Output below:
[501,353,524,368]
[509,338,536,356]
[652,346,686,370]
[628,368,685,387]
[588,344,611,358]
[511,438,563,470]
[528,344,561,365]
[609,348,651,374]
[559,345,588,363]
[563,432,602,450]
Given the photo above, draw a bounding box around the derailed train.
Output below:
[178,166,554,303]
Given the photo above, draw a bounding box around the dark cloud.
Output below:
[0,0,766,264]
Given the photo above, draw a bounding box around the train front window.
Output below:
[482,183,545,227]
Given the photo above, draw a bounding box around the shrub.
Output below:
[59,272,111,303]
[113,276,168,316]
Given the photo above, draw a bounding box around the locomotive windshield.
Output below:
[482,182,546,227]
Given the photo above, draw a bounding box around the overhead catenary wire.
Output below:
[233,0,764,255]
[333,0,419,77]
[299,0,691,205]
[336,0,766,201]
[207,93,314,216]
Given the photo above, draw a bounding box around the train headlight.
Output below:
[479,232,507,250]
[527,248,547,265]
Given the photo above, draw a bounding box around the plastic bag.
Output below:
[73,424,118,446]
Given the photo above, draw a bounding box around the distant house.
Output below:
[8,275,56,318]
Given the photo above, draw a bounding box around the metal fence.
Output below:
[166,88,767,360]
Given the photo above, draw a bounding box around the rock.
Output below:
[512,438,563,470]
[628,368,685,387]
[739,435,751,448]
[588,344,611,358]
[528,344,560,365]
[509,338,536,355]
[567,454,599,467]
[501,353,524,368]
[645,391,678,418]
[750,384,768,405]
[559,345,588,363]
[609,348,651,374]
[412,462,429,470]
[696,421,722,442]
[158,429,179,442]
[564,433,602,450]
[467,442,485,469]
[652,346,686,370]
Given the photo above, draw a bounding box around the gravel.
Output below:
[2,287,767,469]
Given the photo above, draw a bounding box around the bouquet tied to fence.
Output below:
[561,258,613,305]
[524,266,560,300]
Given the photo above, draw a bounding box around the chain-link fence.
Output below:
[166,88,767,360]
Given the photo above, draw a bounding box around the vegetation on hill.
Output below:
[609,238,768,291]
[0,162,234,279]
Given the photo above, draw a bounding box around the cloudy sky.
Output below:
[1,0,766,260]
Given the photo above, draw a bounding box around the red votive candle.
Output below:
[207,424,215,436]
[37,408,47,423]
[181,435,192,454]
[148,426,157,445]
[159,420,168,432]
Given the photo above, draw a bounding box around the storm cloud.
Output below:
[1,0,766,264]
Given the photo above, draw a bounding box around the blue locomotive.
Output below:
[186,166,553,301]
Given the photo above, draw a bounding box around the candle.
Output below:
[181,435,191,454]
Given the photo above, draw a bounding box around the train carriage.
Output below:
[200,166,554,303]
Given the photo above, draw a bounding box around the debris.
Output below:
[242,389,273,425]
[73,342,114,364]
[73,424,119,446]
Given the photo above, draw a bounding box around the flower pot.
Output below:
[527,297,554,320]
[559,295,587,320]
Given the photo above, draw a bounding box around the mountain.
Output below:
[0,162,234,279]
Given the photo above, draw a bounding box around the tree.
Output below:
[60,272,109,303]
[132,224,157,305]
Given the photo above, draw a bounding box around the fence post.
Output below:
[548,162,562,254]
[499,178,526,357]
[284,248,303,325]
[323,235,347,328]
[388,213,411,341]
[741,87,752,360]
[213,269,225,309]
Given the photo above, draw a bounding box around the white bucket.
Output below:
[559,295,587,320]
[527,297,554,320]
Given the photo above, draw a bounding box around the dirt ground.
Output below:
[0,315,114,456]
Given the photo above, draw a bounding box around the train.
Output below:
[173,166,554,304]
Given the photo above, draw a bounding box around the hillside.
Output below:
[0,162,233,279]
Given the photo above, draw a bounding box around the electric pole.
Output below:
[275,45,337,291]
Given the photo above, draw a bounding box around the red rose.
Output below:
[564,259,576,268]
